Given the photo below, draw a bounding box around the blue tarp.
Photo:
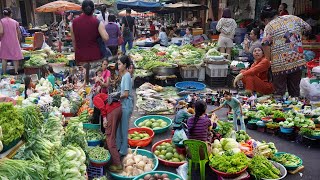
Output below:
[116,0,163,12]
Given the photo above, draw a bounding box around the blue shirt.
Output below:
[120,72,133,107]
[159,31,168,46]
[210,21,218,34]
[223,97,240,111]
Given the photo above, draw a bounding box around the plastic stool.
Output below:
[183,139,208,180]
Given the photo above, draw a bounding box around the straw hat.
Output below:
[176,100,188,109]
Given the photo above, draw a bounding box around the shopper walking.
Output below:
[216,8,237,57]
[116,55,133,156]
[278,3,289,16]
[121,9,135,54]
[93,93,122,172]
[0,7,23,75]
[71,0,109,84]
[97,4,109,26]
[261,6,311,97]
[105,14,121,56]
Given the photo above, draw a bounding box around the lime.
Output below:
[152,122,160,128]
[154,150,160,156]
[160,122,168,127]
[132,137,140,140]
[138,122,144,127]
[139,134,145,138]
[144,134,150,138]
[172,158,180,162]
[174,152,179,158]
[165,152,173,160]
[179,154,185,161]
[134,131,139,135]
[160,146,166,151]
[156,146,161,151]
[158,155,165,160]
[167,147,174,153]
[173,148,177,153]
[160,150,166,155]
[145,121,152,127]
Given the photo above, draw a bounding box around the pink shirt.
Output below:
[101,69,110,94]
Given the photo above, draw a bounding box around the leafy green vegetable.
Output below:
[88,146,110,161]
[63,121,87,150]
[52,95,62,107]
[24,55,47,67]
[85,129,104,141]
[272,153,301,167]
[209,152,249,173]
[0,103,24,145]
[21,105,44,141]
[273,110,285,119]
[236,130,250,142]
[248,155,281,180]
[216,121,233,138]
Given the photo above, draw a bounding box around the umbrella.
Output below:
[118,10,155,17]
[36,1,81,13]
[164,2,202,8]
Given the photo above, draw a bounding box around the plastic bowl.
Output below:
[133,171,183,180]
[175,81,206,92]
[134,115,172,134]
[83,123,100,130]
[261,117,273,122]
[128,127,155,147]
[151,139,186,168]
[273,152,303,170]
[262,161,287,180]
[87,140,102,146]
[210,166,248,178]
[89,150,111,167]
[109,149,159,180]
[280,126,294,134]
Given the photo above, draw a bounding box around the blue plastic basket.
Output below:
[87,140,101,146]
[133,171,183,180]
[175,81,206,92]
[83,123,100,130]
[280,126,294,134]
[109,149,159,180]
[87,165,104,178]
[273,152,303,170]
[134,115,172,134]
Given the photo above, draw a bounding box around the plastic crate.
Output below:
[179,66,200,79]
[205,75,227,88]
[206,64,229,77]
[87,165,104,178]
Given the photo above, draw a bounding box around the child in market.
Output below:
[211,91,246,131]
[91,68,104,96]
[24,76,35,99]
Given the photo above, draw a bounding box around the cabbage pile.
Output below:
[211,138,241,156]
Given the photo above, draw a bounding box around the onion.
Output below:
[137,161,146,169]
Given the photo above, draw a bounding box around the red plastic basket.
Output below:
[128,127,154,147]
[306,58,320,78]
[210,166,248,178]
[151,139,186,167]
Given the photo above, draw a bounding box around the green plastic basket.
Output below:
[133,171,183,180]
[272,152,303,170]
[109,149,159,180]
[83,123,100,130]
[134,115,172,134]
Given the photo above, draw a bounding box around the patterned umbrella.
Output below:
[36,1,81,13]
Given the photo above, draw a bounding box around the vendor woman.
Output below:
[233,46,274,95]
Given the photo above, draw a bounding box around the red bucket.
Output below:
[306,58,320,78]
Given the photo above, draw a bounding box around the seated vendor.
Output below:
[187,100,216,142]
[233,46,274,95]
[168,26,179,39]
[182,27,193,45]
[173,100,192,130]
[156,27,169,47]
[243,28,261,64]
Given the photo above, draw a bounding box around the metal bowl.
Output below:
[152,65,177,76]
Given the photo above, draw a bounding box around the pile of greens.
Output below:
[209,152,249,173]
[52,95,62,108]
[273,110,286,119]
[272,153,301,167]
[21,105,44,140]
[0,103,24,146]
[236,130,250,142]
[63,121,87,150]
[216,121,233,138]
[248,155,281,180]
[88,146,110,161]
[24,55,47,67]
[85,129,104,141]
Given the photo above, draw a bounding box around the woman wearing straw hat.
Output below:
[173,100,193,130]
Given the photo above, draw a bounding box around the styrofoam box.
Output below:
[180,66,199,79]
[206,64,228,77]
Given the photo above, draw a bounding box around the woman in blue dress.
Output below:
[116,55,134,156]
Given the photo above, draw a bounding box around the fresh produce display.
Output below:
[299,127,320,137]
[254,142,278,158]
[0,103,24,146]
[0,126,3,152]
[138,118,168,130]
[215,121,233,138]
[248,155,281,179]
[266,122,280,129]
[154,141,186,162]
[129,131,150,140]
[88,146,110,161]
[255,110,267,119]
[239,142,253,156]
[35,78,54,95]
[24,54,47,67]
[52,94,62,108]
[118,148,155,177]
[272,153,301,167]
[85,129,104,141]
[63,121,87,150]
[211,138,241,155]
[48,53,68,63]
[21,105,44,140]
[209,152,249,173]
[70,110,90,123]
[273,110,286,119]
[236,130,250,142]
[279,118,294,128]
[77,102,93,116]
[42,115,64,146]
[138,173,180,180]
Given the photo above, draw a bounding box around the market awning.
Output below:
[116,0,163,12]
[118,9,155,17]
[164,2,208,10]
[36,1,81,13]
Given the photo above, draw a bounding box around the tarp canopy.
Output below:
[118,9,155,17]
[116,0,163,12]
[164,2,208,10]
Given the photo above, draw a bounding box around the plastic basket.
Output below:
[273,152,303,170]
[128,127,155,147]
[83,123,100,130]
[210,166,248,178]
[87,165,104,178]
[206,64,229,77]
[280,126,294,134]
[179,66,200,80]
[134,115,172,134]
[89,150,111,167]
[175,81,206,92]
[87,140,102,146]
[151,139,186,168]
[109,149,159,180]
[133,171,183,180]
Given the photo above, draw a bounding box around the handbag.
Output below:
[118,36,124,45]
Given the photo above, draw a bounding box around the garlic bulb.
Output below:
[144,164,152,172]
[136,161,146,169]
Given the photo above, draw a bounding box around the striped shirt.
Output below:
[187,116,214,142]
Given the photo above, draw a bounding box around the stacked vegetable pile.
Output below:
[137,118,168,130]
[254,141,278,158]
[0,103,24,148]
[248,155,282,179]
[211,138,241,156]
[85,129,104,141]
[24,52,47,67]
[62,119,87,150]
[272,153,302,167]
[235,130,250,142]
[118,149,155,177]
[154,141,186,163]
[88,146,110,162]
[209,152,249,174]
[138,172,180,180]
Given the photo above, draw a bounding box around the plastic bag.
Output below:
[172,129,188,145]
[176,162,188,180]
